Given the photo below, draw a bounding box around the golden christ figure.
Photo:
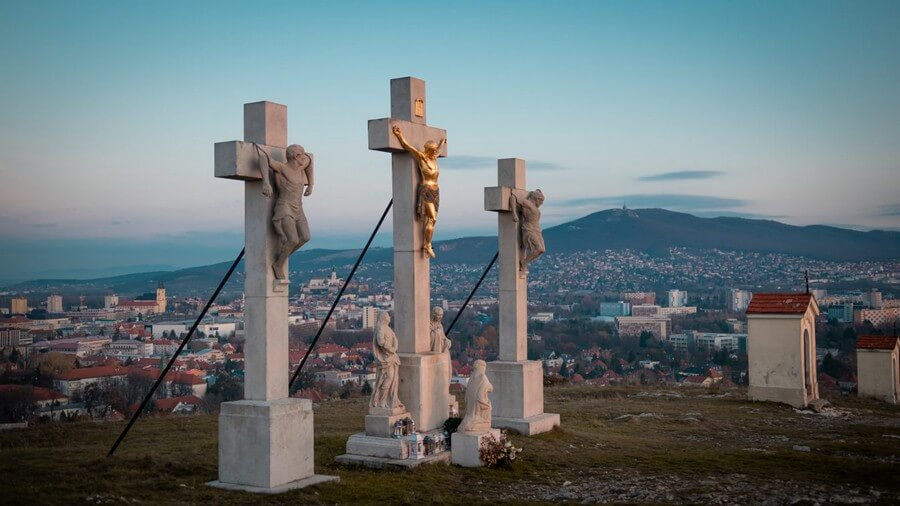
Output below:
[392,124,446,258]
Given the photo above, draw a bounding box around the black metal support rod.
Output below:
[445,251,499,335]
[289,199,393,390]
[107,248,245,458]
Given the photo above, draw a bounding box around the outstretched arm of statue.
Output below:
[392,125,423,159]
[509,193,520,223]
[303,156,314,196]
[436,137,446,153]
[255,144,276,197]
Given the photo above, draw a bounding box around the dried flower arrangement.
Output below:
[478,431,522,468]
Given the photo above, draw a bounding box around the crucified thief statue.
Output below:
[511,189,546,272]
[255,144,314,280]
[392,125,445,259]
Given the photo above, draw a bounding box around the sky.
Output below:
[0,0,898,282]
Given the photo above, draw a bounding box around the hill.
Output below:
[542,207,900,260]
[1,386,898,504]
[6,208,899,293]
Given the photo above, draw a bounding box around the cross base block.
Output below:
[214,399,336,491]
[486,360,560,435]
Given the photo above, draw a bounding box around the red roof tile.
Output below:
[0,385,68,402]
[856,335,900,350]
[56,366,128,381]
[746,293,814,315]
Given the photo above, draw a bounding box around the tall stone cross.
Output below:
[484,159,530,361]
[368,77,451,431]
[214,101,301,401]
[211,102,336,492]
[483,158,560,435]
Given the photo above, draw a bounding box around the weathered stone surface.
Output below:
[398,352,451,432]
[365,413,410,438]
[215,399,334,490]
[451,428,501,467]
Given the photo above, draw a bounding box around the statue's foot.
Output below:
[272,263,286,280]
[424,245,436,258]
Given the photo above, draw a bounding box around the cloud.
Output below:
[876,204,900,217]
[441,155,566,171]
[553,193,749,211]
[636,170,724,182]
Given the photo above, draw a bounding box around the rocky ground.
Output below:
[1,386,898,505]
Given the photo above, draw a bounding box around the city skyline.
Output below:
[1,0,898,280]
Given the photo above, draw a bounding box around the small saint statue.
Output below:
[391,125,445,259]
[458,360,493,433]
[369,311,405,414]
[510,189,546,272]
[255,143,314,280]
[429,306,451,354]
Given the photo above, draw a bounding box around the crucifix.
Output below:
[367,77,451,432]
[210,101,336,492]
[483,158,560,435]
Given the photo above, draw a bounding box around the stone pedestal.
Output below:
[398,352,451,432]
[364,412,410,438]
[207,399,338,493]
[487,360,560,435]
[451,428,501,467]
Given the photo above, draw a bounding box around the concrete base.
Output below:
[365,412,411,438]
[749,385,815,409]
[214,398,337,492]
[492,413,560,436]
[486,360,559,435]
[344,433,409,460]
[337,432,450,468]
[399,352,451,432]
[451,429,501,467]
[335,451,450,469]
[207,474,338,494]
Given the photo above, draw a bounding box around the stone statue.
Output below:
[391,125,446,259]
[255,144,314,280]
[369,311,405,414]
[458,360,493,433]
[510,189,546,272]
[429,307,451,354]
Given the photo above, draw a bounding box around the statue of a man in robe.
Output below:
[429,306,451,354]
[510,189,546,272]
[369,311,405,414]
[459,360,493,433]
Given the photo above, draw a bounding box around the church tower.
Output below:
[156,282,167,313]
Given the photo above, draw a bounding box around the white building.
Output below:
[667,289,688,308]
[530,312,554,323]
[362,306,377,329]
[46,295,63,313]
[104,295,119,309]
[746,293,820,409]
[856,335,899,404]
[730,289,753,312]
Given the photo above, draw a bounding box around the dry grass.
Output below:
[1,386,898,505]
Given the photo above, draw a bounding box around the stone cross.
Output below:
[367,77,451,433]
[368,78,447,354]
[215,101,310,401]
[483,158,560,435]
[210,102,336,492]
[484,158,530,361]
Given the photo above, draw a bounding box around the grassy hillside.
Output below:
[2,386,898,505]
